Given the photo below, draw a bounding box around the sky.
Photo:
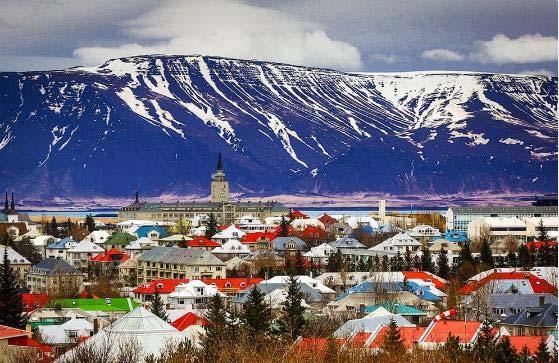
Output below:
[0,0,557,75]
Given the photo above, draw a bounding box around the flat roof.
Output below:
[449,206,557,214]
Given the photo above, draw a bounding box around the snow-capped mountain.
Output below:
[0,55,556,203]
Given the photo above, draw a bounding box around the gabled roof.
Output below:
[0,245,30,264]
[241,231,277,243]
[369,326,426,348]
[332,314,415,337]
[502,336,551,356]
[29,258,80,276]
[420,320,481,343]
[0,324,31,339]
[272,237,308,251]
[203,277,263,290]
[171,311,207,331]
[134,279,189,295]
[135,226,169,239]
[402,271,448,290]
[318,213,337,225]
[68,240,105,253]
[460,271,557,295]
[46,237,77,249]
[365,304,427,316]
[187,236,220,248]
[330,237,366,249]
[291,210,309,219]
[105,232,137,245]
[90,249,130,262]
[501,304,558,327]
[138,246,225,266]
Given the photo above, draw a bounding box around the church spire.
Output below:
[3,192,8,213]
[10,192,15,211]
[135,190,139,204]
[216,152,223,171]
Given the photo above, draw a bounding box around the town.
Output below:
[0,157,557,362]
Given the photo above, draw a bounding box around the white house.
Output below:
[408,225,442,243]
[125,237,158,258]
[211,239,251,259]
[83,230,111,245]
[291,218,325,231]
[167,280,226,310]
[38,318,94,346]
[211,224,246,243]
[66,240,105,272]
[45,238,79,260]
[467,217,527,242]
[303,243,336,264]
[235,215,273,232]
[263,288,311,310]
[345,216,379,230]
[369,232,422,254]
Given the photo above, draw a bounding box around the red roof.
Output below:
[187,237,220,248]
[291,210,309,219]
[202,277,263,290]
[300,225,329,240]
[8,335,52,354]
[0,325,31,340]
[133,279,189,295]
[273,225,297,236]
[171,311,208,331]
[133,278,263,295]
[90,249,130,262]
[526,241,558,249]
[402,271,448,290]
[20,293,49,312]
[460,271,557,295]
[241,231,277,243]
[369,326,426,348]
[347,332,371,348]
[318,213,337,225]
[422,320,481,343]
[503,336,548,356]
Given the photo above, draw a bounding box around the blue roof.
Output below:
[29,258,80,275]
[340,280,442,302]
[439,231,468,243]
[46,237,76,249]
[272,237,308,251]
[364,303,427,315]
[135,226,169,239]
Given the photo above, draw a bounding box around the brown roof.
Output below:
[0,222,28,237]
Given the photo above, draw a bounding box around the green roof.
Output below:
[105,232,137,246]
[364,303,426,316]
[54,298,139,312]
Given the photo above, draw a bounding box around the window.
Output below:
[216,267,221,271]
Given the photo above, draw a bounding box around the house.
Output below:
[82,230,111,245]
[103,232,136,251]
[0,324,50,359]
[124,237,159,258]
[364,304,428,325]
[66,240,105,273]
[185,236,220,251]
[38,318,94,352]
[523,217,559,241]
[134,246,226,284]
[135,225,169,240]
[30,235,57,257]
[0,245,31,285]
[290,210,309,220]
[467,217,527,243]
[439,230,468,243]
[329,237,367,250]
[235,215,273,232]
[159,234,192,245]
[26,258,83,294]
[89,249,130,279]
[318,213,337,226]
[332,313,415,337]
[367,325,426,350]
[408,225,442,244]
[418,319,483,348]
[263,288,311,310]
[459,270,557,296]
[171,311,207,331]
[57,307,185,362]
[462,293,557,321]
[303,243,336,265]
[167,280,226,310]
[210,224,246,243]
[202,277,263,296]
[272,237,309,257]
[368,233,422,254]
[45,237,78,260]
[428,240,462,265]
[345,216,379,230]
[241,231,277,252]
[132,278,189,304]
[211,239,251,260]
[315,272,372,293]
[500,304,558,336]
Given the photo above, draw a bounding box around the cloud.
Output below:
[369,53,400,64]
[420,49,464,62]
[469,34,558,64]
[519,69,556,77]
[72,0,363,71]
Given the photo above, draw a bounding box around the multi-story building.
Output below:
[26,258,83,294]
[0,245,31,286]
[445,206,558,232]
[134,246,226,285]
[118,155,289,225]
[467,217,528,243]
[66,240,105,273]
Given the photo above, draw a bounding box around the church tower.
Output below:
[211,153,229,203]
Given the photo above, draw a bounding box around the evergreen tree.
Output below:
[381,255,389,271]
[9,237,42,265]
[280,275,306,340]
[84,214,96,232]
[150,288,168,322]
[480,240,494,268]
[294,250,305,275]
[373,255,381,272]
[356,258,367,272]
[203,294,228,361]
[0,247,27,328]
[326,249,340,272]
[404,249,413,271]
[457,242,476,281]
[443,333,463,360]
[436,246,450,279]
[518,244,533,270]
[460,241,474,265]
[518,345,532,363]
[472,320,496,361]
[534,336,551,363]
[323,337,340,362]
[278,216,290,237]
[537,219,550,241]
[506,251,518,268]
[205,213,219,239]
[380,318,405,354]
[421,246,434,273]
[242,285,271,335]
[50,217,59,238]
[495,335,518,363]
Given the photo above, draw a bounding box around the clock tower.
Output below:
[211,153,229,203]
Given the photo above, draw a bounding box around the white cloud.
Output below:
[72,0,363,71]
[469,34,558,64]
[518,69,555,77]
[369,53,400,64]
[420,49,464,61]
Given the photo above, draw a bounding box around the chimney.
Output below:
[93,318,99,334]
[539,296,545,306]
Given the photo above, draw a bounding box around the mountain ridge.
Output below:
[0,54,556,203]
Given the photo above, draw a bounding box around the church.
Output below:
[118,154,289,225]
